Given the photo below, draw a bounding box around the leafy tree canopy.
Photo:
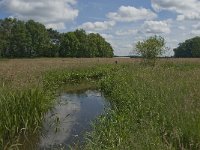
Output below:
[174,36,200,58]
[135,35,166,65]
[0,18,114,58]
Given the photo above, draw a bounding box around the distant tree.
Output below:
[59,31,114,58]
[135,35,166,65]
[47,28,61,57]
[0,18,114,58]
[174,36,200,58]
[87,33,114,57]
[47,28,61,41]
[87,33,99,57]
[26,20,50,57]
[0,18,17,57]
[74,29,88,57]
[9,20,32,57]
[59,32,79,57]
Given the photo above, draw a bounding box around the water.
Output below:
[38,90,108,149]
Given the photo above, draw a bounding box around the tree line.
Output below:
[174,36,200,58]
[0,18,114,58]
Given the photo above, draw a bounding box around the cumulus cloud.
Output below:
[107,6,157,22]
[193,23,200,30]
[191,30,200,35]
[46,23,66,30]
[151,0,200,21]
[178,26,185,30]
[142,20,171,34]
[191,24,200,35]
[100,33,114,41]
[0,0,79,30]
[79,21,115,31]
[115,29,138,36]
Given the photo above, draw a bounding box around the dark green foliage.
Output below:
[47,28,61,57]
[0,18,114,58]
[174,36,200,58]
[59,32,80,57]
[89,33,113,58]
[59,29,114,58]
[25,20,50,57]
[9,20,32,57]
[0,18,17,57]
[74,29,88,57]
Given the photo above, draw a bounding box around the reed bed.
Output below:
[0,58,200,149]
[85,62,200,149]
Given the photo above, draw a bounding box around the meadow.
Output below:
[0,58,200,149]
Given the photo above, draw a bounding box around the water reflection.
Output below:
[38,90,107,149]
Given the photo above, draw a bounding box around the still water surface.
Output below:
[37,90,108,149]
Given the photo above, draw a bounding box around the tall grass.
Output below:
[0,88,53,149]
[0,65,114,149]
[85,62,200,149]
[1,59,200,149]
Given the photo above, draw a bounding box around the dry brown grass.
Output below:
[0,57,199,88]
[0,58,137,88]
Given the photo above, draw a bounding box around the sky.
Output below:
[0,0,200,56]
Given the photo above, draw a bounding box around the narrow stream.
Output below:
[38,90,108,149]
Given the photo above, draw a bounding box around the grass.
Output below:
[85,61,200,149]
[0,58,115,149]
[0,58,200,149]
[0,87,52,149]
[0,58,135,89]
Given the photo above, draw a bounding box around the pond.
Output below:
[36,90,108,149]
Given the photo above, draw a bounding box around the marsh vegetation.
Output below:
[0,58,200,149]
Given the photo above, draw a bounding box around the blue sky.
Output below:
[1,0,200,56]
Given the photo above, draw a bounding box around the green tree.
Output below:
[9,20,32,57]
[174,36,200,58]
[74,29,114,58]
[96,34,113,57]
[74,29,89,57]
[26,20,50,57]
[136,35,166,65]
[87,33,114,57]
[0,18,17,57]
[0,18,114,58]
[59,32,79,57]
[87,33,99,57]
[47,28,61,57]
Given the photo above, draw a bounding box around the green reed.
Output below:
[1,61,200,150]
[0,65,114,149]
[85,62,200,150]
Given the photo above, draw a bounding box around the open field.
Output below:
[1,57,199,88]
[0,58,139,89]
[1,58,200,149]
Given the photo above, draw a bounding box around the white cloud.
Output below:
[0,0,79,30]
[101,33,114,40]
[193,23,200,30]
[191,30,200,35]
[151,0,200,21]
[46,23,66,30]
[115,29,138,36]
[107,6,157,22]
[79,21,115,31]
[142,20,171,34]
[178,26,185,30]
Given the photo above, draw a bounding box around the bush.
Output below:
[135,35,166,65]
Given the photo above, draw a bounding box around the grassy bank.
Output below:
[85,62,200,149]
[0,58,200,149]
[0,62,114,149]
